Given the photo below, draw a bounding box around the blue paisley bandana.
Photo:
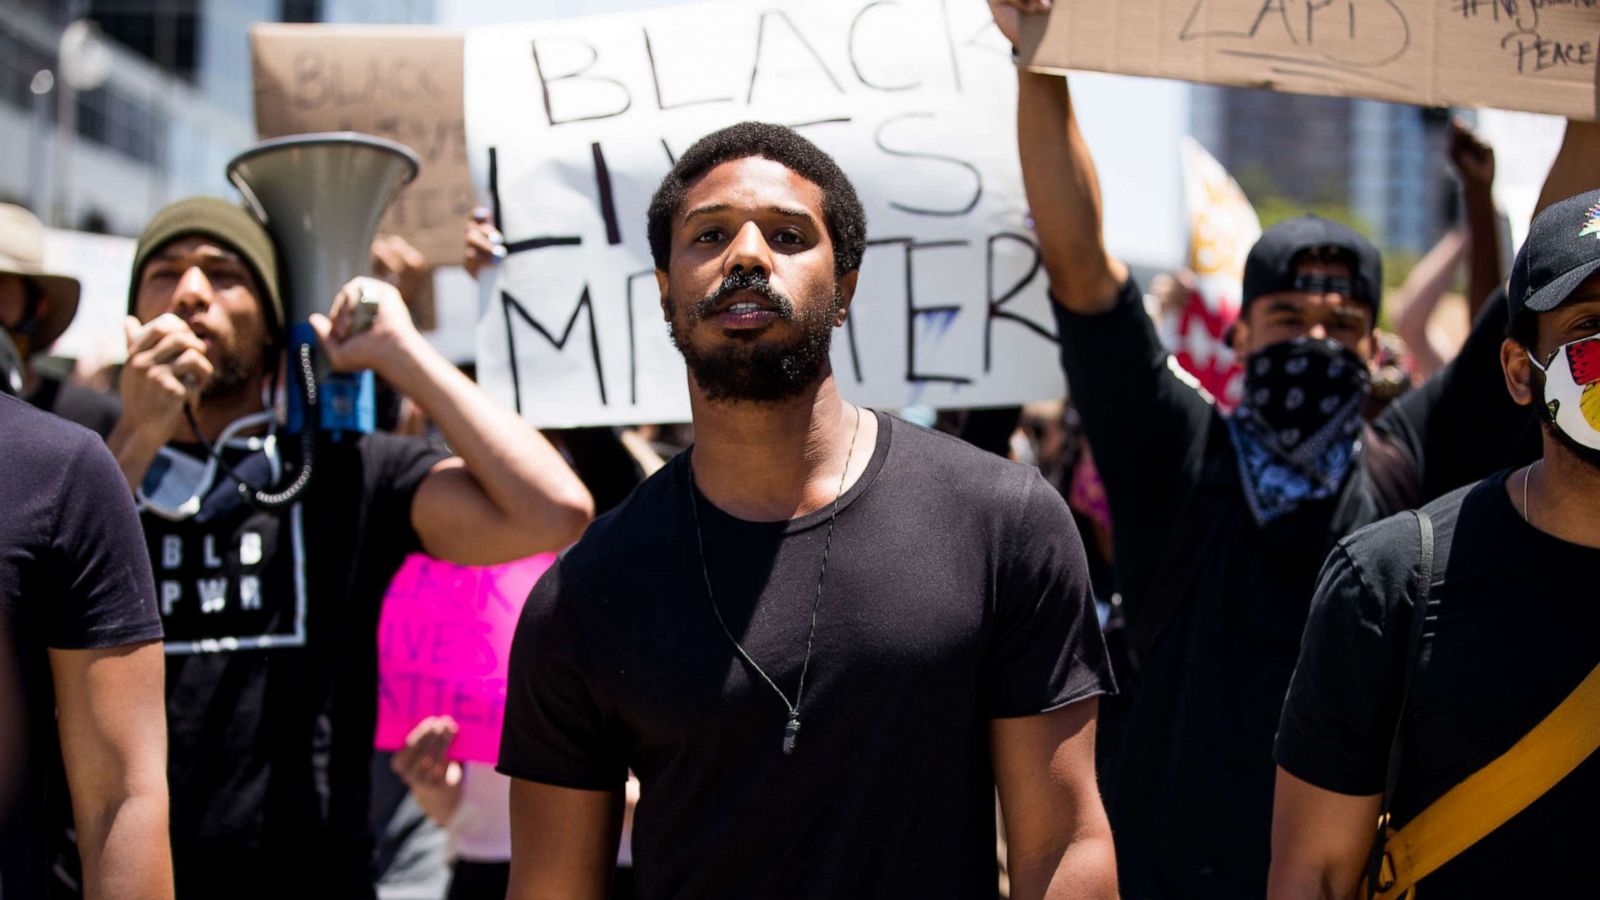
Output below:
[1227,339,1370,525]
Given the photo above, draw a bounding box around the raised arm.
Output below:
[992,0,1128,312]
[507,780,622,900]
[992,699,1118,900]
[311,277,594,565]
[1380,117,1600,499]
[1391,228,1466,378]
[1448,120,1501,319]
[1533,119,1600,220]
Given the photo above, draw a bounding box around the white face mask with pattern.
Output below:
[1527,334,1600,452]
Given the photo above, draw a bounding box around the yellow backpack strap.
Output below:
[1373,659,1600,897]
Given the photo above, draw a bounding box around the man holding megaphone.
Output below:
[94,196,594,900]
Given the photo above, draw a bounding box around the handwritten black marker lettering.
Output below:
[849,2,921,92]
[985,232,1054,373]
[747,9,846,106]
[592,142,623,246]
[1254,0,1299,44]
[488,147,582,255]
[786,117,854,129]
[291,51,443,112]
[1317,0,1408,67]
[1182,0,1409,68]
[1181,0,1272,41]
[531,37,632,127]
[643,28,733,111]
[1303,0,1335,43]
[502,287,609,407]
[291,51,331,111]
[872,237,974,385]
[1503,31,1596,74]
[939,0,964,92]
[624,269,657,405]
[875,113,982,217]
[500,295,524,413]
[488,146,595,412]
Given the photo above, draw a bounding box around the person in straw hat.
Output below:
[0,203,121,435]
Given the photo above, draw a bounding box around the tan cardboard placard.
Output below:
[251,24,472,268]
[1020,2,1600,121]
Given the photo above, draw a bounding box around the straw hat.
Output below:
[0,204,81,354]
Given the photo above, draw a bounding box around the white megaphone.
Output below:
[227,132,419,439]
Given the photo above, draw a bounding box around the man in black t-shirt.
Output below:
[0,202,122,436]
[1271,190,1600,897]
[991,3,1541,895]
[91,197,594,900]
[498,123,1117,900]
[1,393,170,898]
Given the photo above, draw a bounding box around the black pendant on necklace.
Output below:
[783,713,801,755]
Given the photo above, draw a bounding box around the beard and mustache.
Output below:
[667,269,840,404]
[202,339,256,401]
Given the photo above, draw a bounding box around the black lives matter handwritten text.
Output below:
[480,3,1059,421]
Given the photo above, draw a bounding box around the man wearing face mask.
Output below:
[87,197,595,900]
[990,2,1539,895]
[1270,189,1600,898]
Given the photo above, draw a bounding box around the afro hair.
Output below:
[646,122,867,278]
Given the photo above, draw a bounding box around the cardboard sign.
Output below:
[465,0,1077,427]
[1020,1,1600,121]
[374,553,554,764]
[251,24,473,265]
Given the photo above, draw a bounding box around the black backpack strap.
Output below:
[1366,509,1435,899]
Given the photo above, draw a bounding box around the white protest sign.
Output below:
[465,0,1070,426]
[45,228,136,369]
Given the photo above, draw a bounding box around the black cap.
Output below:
[1242,215,1383,315]
[1508,189,1600,323]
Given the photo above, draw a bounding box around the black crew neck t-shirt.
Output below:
[140,429,443,898]
[499,410,1113,900]
[1277,471,1600,895]
[0,394,163,897]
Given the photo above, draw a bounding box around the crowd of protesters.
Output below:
[4,1,1600,898]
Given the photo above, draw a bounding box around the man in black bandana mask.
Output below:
[991,1,1545,895]
[1224,222,1384,526]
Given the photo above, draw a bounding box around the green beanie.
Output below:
[128,196,283,336]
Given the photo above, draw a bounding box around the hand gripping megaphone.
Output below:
[224,133,418,506]
[227,132,419,437]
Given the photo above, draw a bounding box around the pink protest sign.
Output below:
[375,552,555,763]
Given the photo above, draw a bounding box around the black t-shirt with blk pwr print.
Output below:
[500,411,1114,900]
[144,429,442,897]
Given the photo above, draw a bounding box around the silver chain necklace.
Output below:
[687,405,862,755]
